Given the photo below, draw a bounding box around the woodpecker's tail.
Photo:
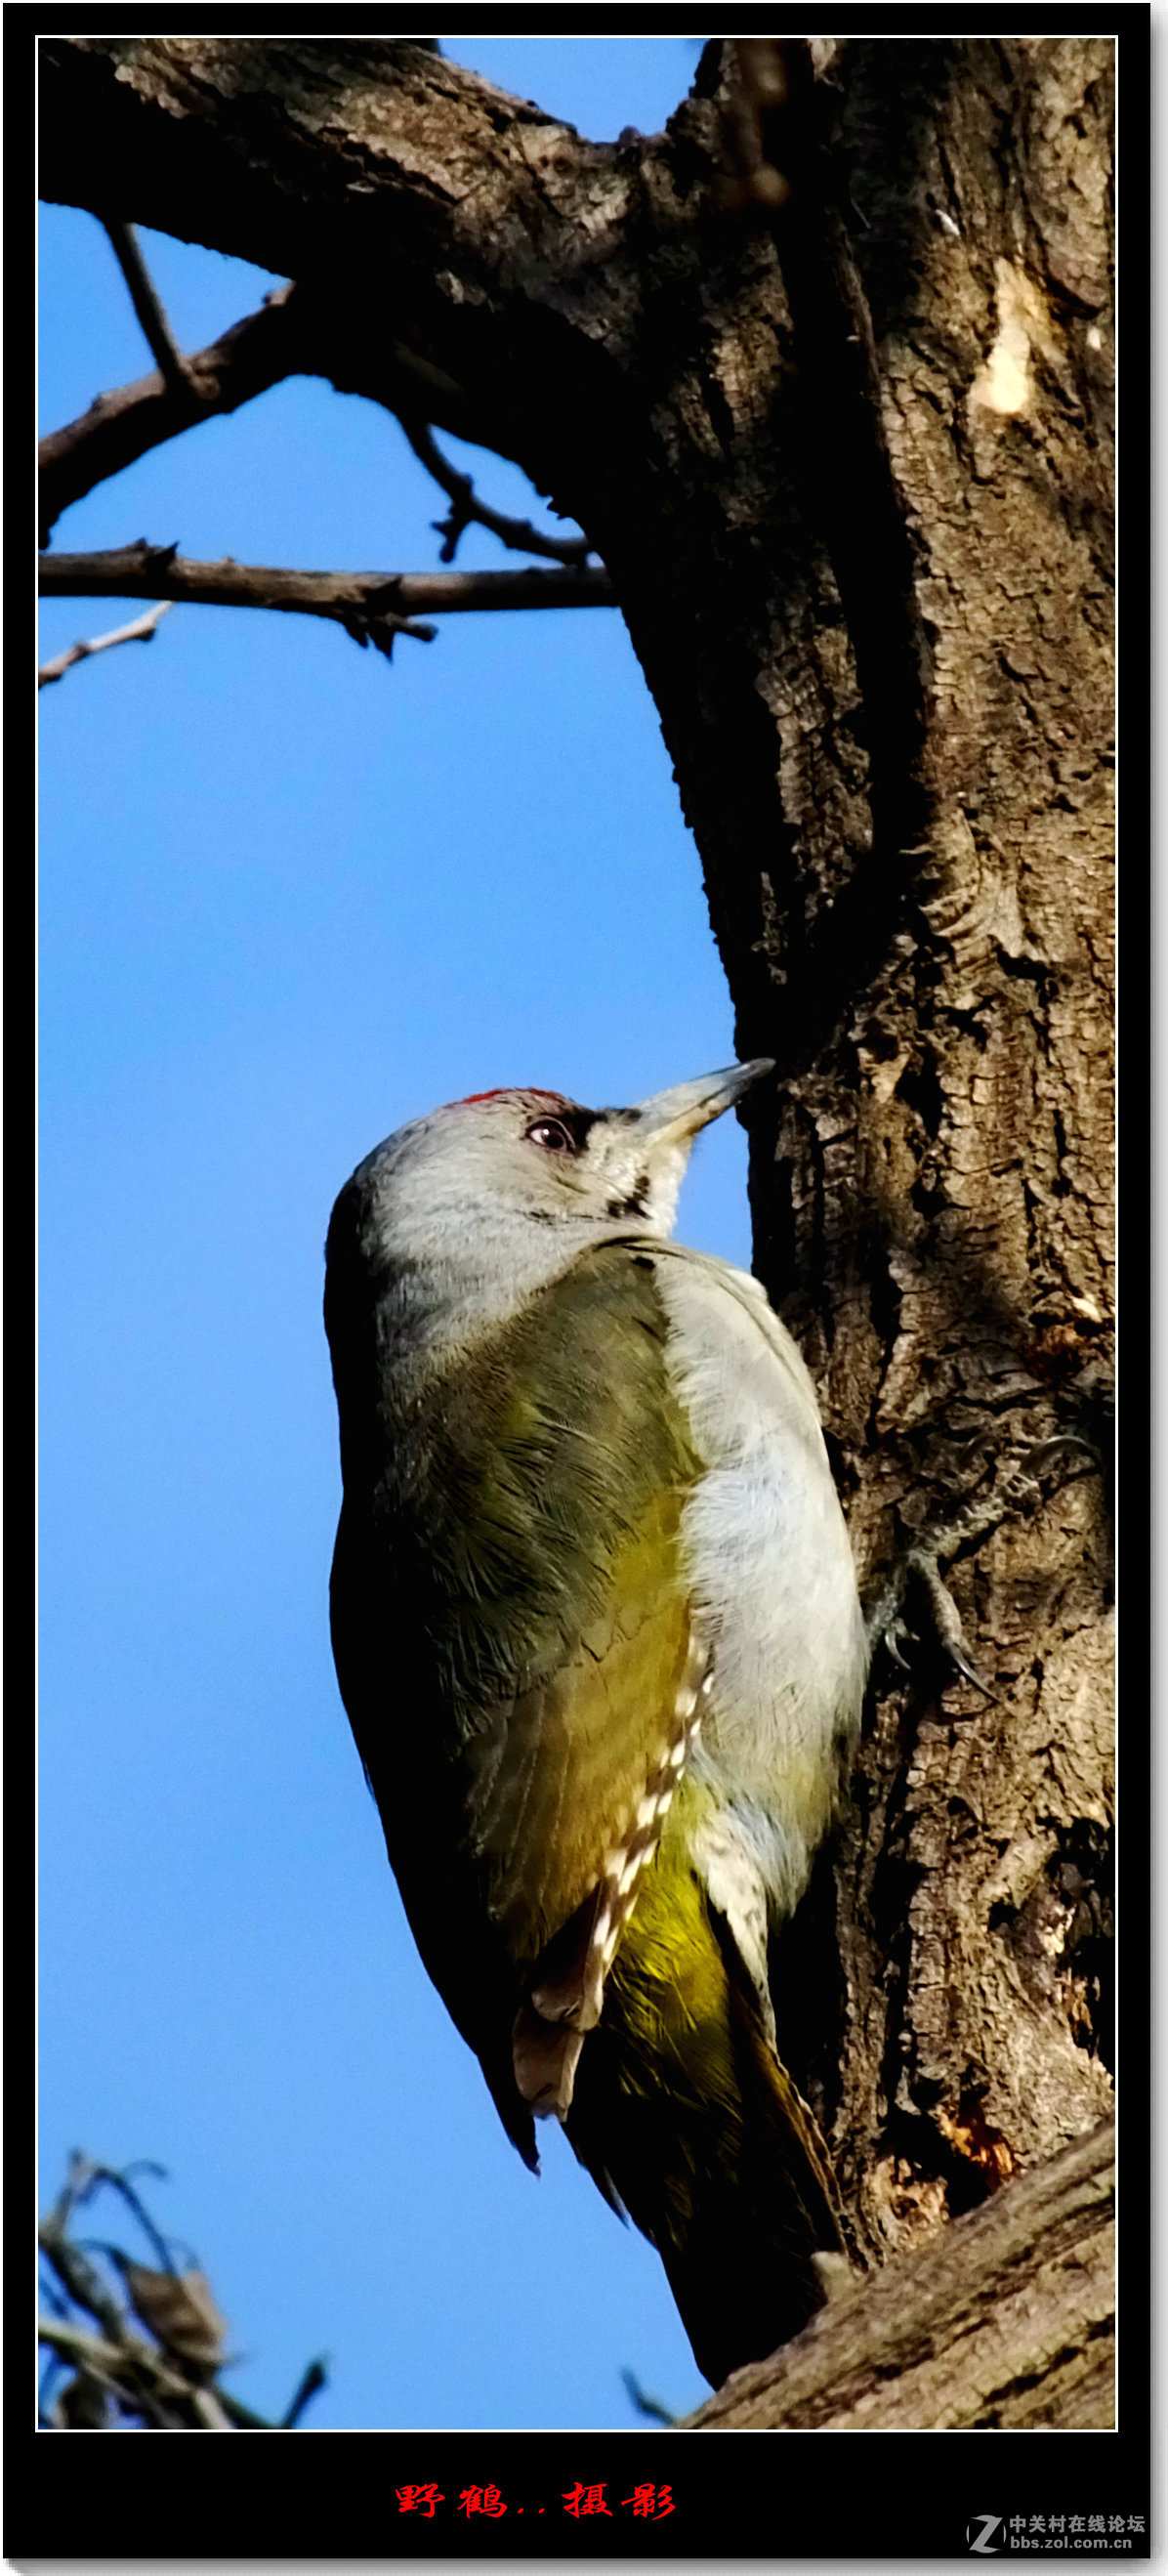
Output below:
[563,1820,847,2391]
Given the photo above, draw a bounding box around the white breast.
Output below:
[652,1246,867,1919]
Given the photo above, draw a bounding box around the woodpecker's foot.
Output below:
[865,1545,999,1708]
[863,1433,1102,1706]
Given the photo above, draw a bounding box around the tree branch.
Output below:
[38,2156,330,2430]
[40,2209,127,2345]
[279,2356,330,2429]
[36,40,646,486]
[37,38,615,293]
[399,418,595,568]
[688,2117,1114,2431]
[101,218,192,390]
[38,287,304,544]
[38,2316,227,2424]
[38,600,173,689]
[36,289,577,553]
[38,545,614,660]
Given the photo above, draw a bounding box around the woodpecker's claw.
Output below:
[866,1546,999,1709]
[942,1639,999,1702]
[910,1550,1001,1704]
[883,1621,913,1673]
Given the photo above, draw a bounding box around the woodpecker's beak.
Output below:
[631,1059,775,1148]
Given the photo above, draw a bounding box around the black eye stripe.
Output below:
[523,1106,601,1155]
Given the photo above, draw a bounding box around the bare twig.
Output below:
[38,286,302,544]
[38,290,516,551]
[52,2147,101,2228]
[38,2157,328,2430]
[190,2385,235,2429]
[40,2315,192,2401]
[38,2316,275,2430]
[38,2349,71,2425]
[39,2215,128,2344]
[101,218,193,390]
[400,417,595,568]
[38,544,615,661]
[38,599,173,689]
[38,2317,231,2429]
[620,2367,679,2427]
[280,2355,330,2428]
[89,2160,175,2271]
[37,2263,72,2320]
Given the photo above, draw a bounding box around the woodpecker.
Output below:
[324,1062,867,2387]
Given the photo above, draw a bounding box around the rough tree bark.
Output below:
[38,35,1115,2429]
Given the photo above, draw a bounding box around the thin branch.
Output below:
[38,2316,183,2395]
[38,2350,69,2421]
[38,287,525,552]
[191,2385,235,2429]
[37,2315,306,2432]
[38,599,173,689]
[38,287,302,544]
[38,2315,219,2428]
[38,544,615,662]
[400,417,595,568]
[39,2215,128,2344]
[38,2155,326,2430]
[89,2160,177,2272]
[620,2367,679,2427]
[279,2355,330,2428]
[52,2147,101,2228]
[39,2323,172,2429]
[38,2314,292,2431]
[37,2264,72,2320]
[101,218,192,390]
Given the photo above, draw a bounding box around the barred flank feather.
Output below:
[511,1635,711,2118]
[564,1776,849,2389]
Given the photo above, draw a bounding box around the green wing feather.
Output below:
[331,1242,702,2151]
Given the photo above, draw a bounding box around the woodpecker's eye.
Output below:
[525,1118,574,1153]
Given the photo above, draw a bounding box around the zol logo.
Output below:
[966,2517,1005,2555]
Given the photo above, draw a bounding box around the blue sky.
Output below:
[37,38,757,2434]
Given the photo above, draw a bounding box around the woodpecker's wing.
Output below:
[330,1239,707,2145]
[552,1242,864,2381]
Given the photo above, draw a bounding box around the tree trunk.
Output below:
[688,2113,1115,2431]
[38,33,1115,2428]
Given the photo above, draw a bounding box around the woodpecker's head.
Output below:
[333,1061,774,1269]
